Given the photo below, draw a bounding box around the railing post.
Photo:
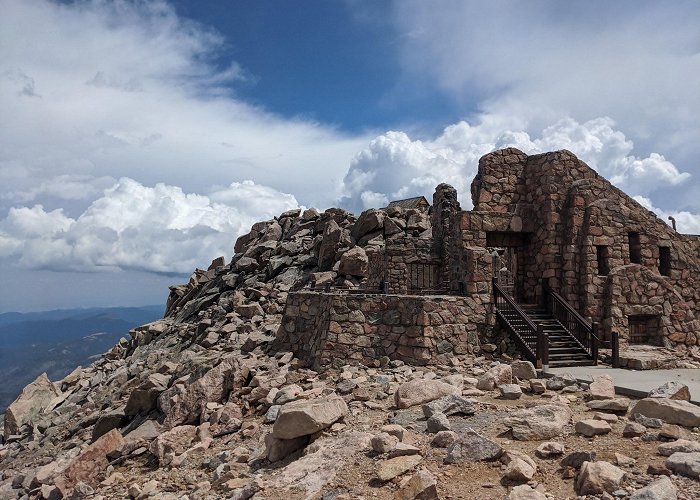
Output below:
[611,331,620,368]
[542,331,549,374]
[536,323,545,369]
[591,322,600,366]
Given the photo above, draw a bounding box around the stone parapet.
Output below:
[275,291,487,368]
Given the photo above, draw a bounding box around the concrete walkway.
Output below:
[549,366,700,405]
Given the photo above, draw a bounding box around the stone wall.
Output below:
[275,291,487,368]
[451,147,700,352]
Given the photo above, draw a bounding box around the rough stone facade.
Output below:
[276,148,700,367]
[459,148,700,354]
[276,291,486,368]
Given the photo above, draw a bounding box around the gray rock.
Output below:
[264,405,281,424]
[376,455,423,482]
[430,430,457,448]
[503,404,572,440]
[658,439,700,456]
[499,384,523,400]
[546,374,576,391]
[589,375,615,400]
[648,382,691,401]
[561,450,597,469]
[394,469,438,500]
[338,246,369,277]
[272,396,348,439]
[622,422,647,438]
[444,428,503,463]
[421,394,475,418]
[585,398,631,413]
[635,413,663,428]
[632,398,700,427]
[665,452,700,479]
[505,485,547,500]
[394,379,459,409]
[476,364,512,390]
[576,460,625,496]
[92,410,126,442]
[4,372,60,439]
[511,361,537,381]
[575,419,611,437]
[630,475,677,500]
[426,412,451,433]
[371,432,398,454]
[535,441,565,458]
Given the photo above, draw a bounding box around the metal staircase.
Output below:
[493,278,600,368]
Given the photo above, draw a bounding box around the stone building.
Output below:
[277,148,700,368]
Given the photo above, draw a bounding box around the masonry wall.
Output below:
[456,147,700,351]
[275,291,487,368]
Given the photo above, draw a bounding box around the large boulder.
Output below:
[4,372,60,439]
[148,425,197,467]
[317,220,342,271]
[54,429,125,495]
[511,360,537,381]
[665,452,700,479]
[589,374,615,400]
[649,382,691,401]
[576,460,625,496]
[352,209,385,241]
[158,355,247,429]
[631,398,700,427]
[444,429,503,463]
[394,379,460,409]
[503,404,572,440]
[422,394,475,418]
[630,476,677,500]
[272,396,348,440]
[476,364,512,390]
[338,246,369,277]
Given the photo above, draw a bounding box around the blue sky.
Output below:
[1,0,699,312]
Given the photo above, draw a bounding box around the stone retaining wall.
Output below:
[275,291,488,368]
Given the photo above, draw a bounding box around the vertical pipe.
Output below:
[542,332,549,374]
[611,331,620,368]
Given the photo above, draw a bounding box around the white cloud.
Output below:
[342,115,692,211]
[392,1,700,187]
[0,0,370,217]
[633,196,700,235]
[0,178,300,273]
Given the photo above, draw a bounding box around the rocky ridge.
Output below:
[1,203,699,499]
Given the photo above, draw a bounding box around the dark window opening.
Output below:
[596,245,610,276]
[628,232,641,264]
[659,247,671,276]
[628,315,662,346]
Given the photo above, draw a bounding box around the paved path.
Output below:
[549,366,700,405]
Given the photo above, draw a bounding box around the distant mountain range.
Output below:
[0,305,164,411]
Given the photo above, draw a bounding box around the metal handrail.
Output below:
[542,280,600,363]
[492,278,538,361]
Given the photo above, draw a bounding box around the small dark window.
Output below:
[629,315,661,346]
[596,245,610,276]
[628,232,641,264]
[659,247,671,276]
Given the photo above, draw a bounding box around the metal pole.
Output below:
[542,332,549,374]
[592,322,600,366]
[611,331,620,368]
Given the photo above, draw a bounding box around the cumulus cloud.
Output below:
[633,196,700,235]
[341,115,692,211]
[0,178,300,273]
[0,0,369,217]
[392,1,700,182]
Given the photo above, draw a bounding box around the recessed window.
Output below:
[629,315,661,346]
[659,247,671,277]
[628,232,641,264]
[596,245,610,276]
